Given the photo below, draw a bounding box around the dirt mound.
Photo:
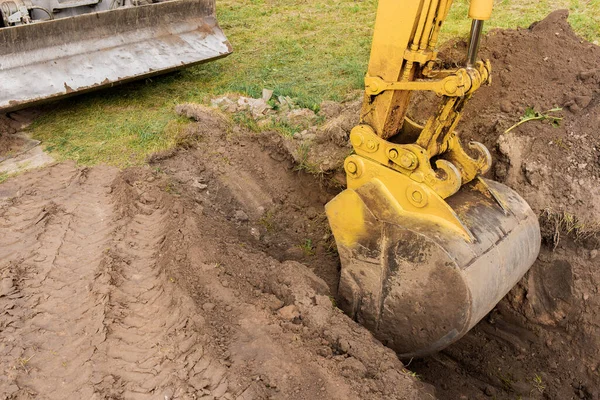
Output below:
[435,10,600,226]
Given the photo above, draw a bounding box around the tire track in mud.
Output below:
[0,164,230,399]
[0,164,116,398]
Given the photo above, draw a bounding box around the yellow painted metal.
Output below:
[360,0,431,139]
[468,0,493,20]
[360,0,463,140]
[349,124,464,199]
[341,154,474,241]
[350,0,495,214]
[365,60,490,98]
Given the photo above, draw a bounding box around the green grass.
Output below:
[26,0,600,166]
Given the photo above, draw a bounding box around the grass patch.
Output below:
[540,208,600,249]
[26,0,600,166]
[298,238,316,256]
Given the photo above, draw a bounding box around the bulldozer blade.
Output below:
[0,0,232,112]
[326,177,541,358]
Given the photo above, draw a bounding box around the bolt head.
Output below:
[350,133,363,147]
[411,190,423,203]
[346,161,358,174]
[399,153,417,169]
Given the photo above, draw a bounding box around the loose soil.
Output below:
[0,110,432,399]
[1,9,599,400]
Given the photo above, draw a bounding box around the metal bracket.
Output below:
[365,71,470,97]
[364,61,491,98]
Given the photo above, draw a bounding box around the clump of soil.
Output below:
[0,110,51,170]
[0,115,25,158]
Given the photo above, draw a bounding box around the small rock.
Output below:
[266,297,284,311]
[338,339,351,354]
[306,207,318,220]
[225,305,233,312]
[499,100,512,113]
[249,227,261,241]
[277,305,300,321]
[262,89,274,102]
[317,347,332,358]
[238,97,271,118]
[234,210,249,222]
[202,303,216,312]
[575,95,593,109]
[483,385,496,397]
[211,96,236,112]
[590,249,598,259]
[340,357,367,378]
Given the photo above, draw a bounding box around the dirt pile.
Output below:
[203,10,600,399]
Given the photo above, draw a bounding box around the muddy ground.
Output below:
[0,111,432,399]
[1,9,599,400]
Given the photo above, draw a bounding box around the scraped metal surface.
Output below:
[0,0,232,112]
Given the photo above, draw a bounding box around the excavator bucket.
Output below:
[326,166,541,358]
[322,0,541,358]
[0,0,232,112]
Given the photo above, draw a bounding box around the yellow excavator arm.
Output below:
[362,0,492,139]
[325,0,541,357]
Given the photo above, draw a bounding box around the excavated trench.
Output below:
[1,10,599,400]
